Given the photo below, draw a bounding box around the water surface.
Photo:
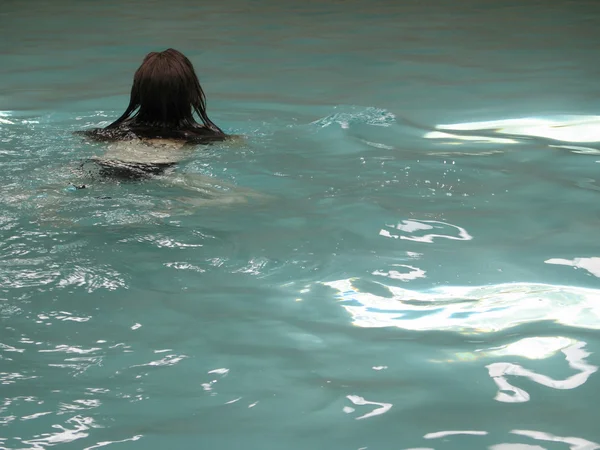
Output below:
[2,1,600,448]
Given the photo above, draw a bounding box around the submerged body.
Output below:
[80,140,184,180]
[46,136,271,224]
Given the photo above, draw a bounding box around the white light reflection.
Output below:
[373,265,426,282]
[490,444,544,449]
[424,430,487,439]
[413,429,599,450]
[425,116,600,146]
[23,415,101,447]
[39,345,101,354]
[511,430,600,450]
[202,368,229,395]
[487,340,597,403]
[380,219,473,243]
[345,395,392,420]
[22,411,53,421]
[84,435,143,450]
[545,257,600,278]
[0,111,14,124]
[131,354,187,368]
[450,336,576,363]
[425,130,518,144]
[404,448,435,450]
[322,279,600,332]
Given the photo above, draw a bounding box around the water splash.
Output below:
[312,106,396,129]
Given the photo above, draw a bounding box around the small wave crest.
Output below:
[311,106,396,129]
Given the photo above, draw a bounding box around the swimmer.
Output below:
[75,48,231,180]
[28,50,270,226]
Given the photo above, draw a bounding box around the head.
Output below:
[107,49,222,133]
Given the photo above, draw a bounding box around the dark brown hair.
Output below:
[106,48,224,135]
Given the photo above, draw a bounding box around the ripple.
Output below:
[39,344,101,354]
[486,339,597,403]
[164,262,206,273]
[233,257,271,275]
[344,395,392,420]
[509,430,600,450]
[1,372,38,385]
[124,234,204,249]
[0,264,61,289]
[372,264,426,282]
[58,265,127,292]
[358,139,394,150]
[34,311,92,325]
[131,353,187,368]
[416,429,600,449]
[0,251,126,293]
[549,144,600,155]
[424,430,487,439]
[84,435,143,450]
[21,411,53,421]
[21,415,102,448]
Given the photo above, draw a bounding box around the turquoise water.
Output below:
[2,0,600,448]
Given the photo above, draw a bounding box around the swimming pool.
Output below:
[2,0,600,448]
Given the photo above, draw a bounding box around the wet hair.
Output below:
[81,49,226,142]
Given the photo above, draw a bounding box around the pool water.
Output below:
[2,0,600,448]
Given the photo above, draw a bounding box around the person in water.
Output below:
[80,48,226,143]
[77,49,227,180]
